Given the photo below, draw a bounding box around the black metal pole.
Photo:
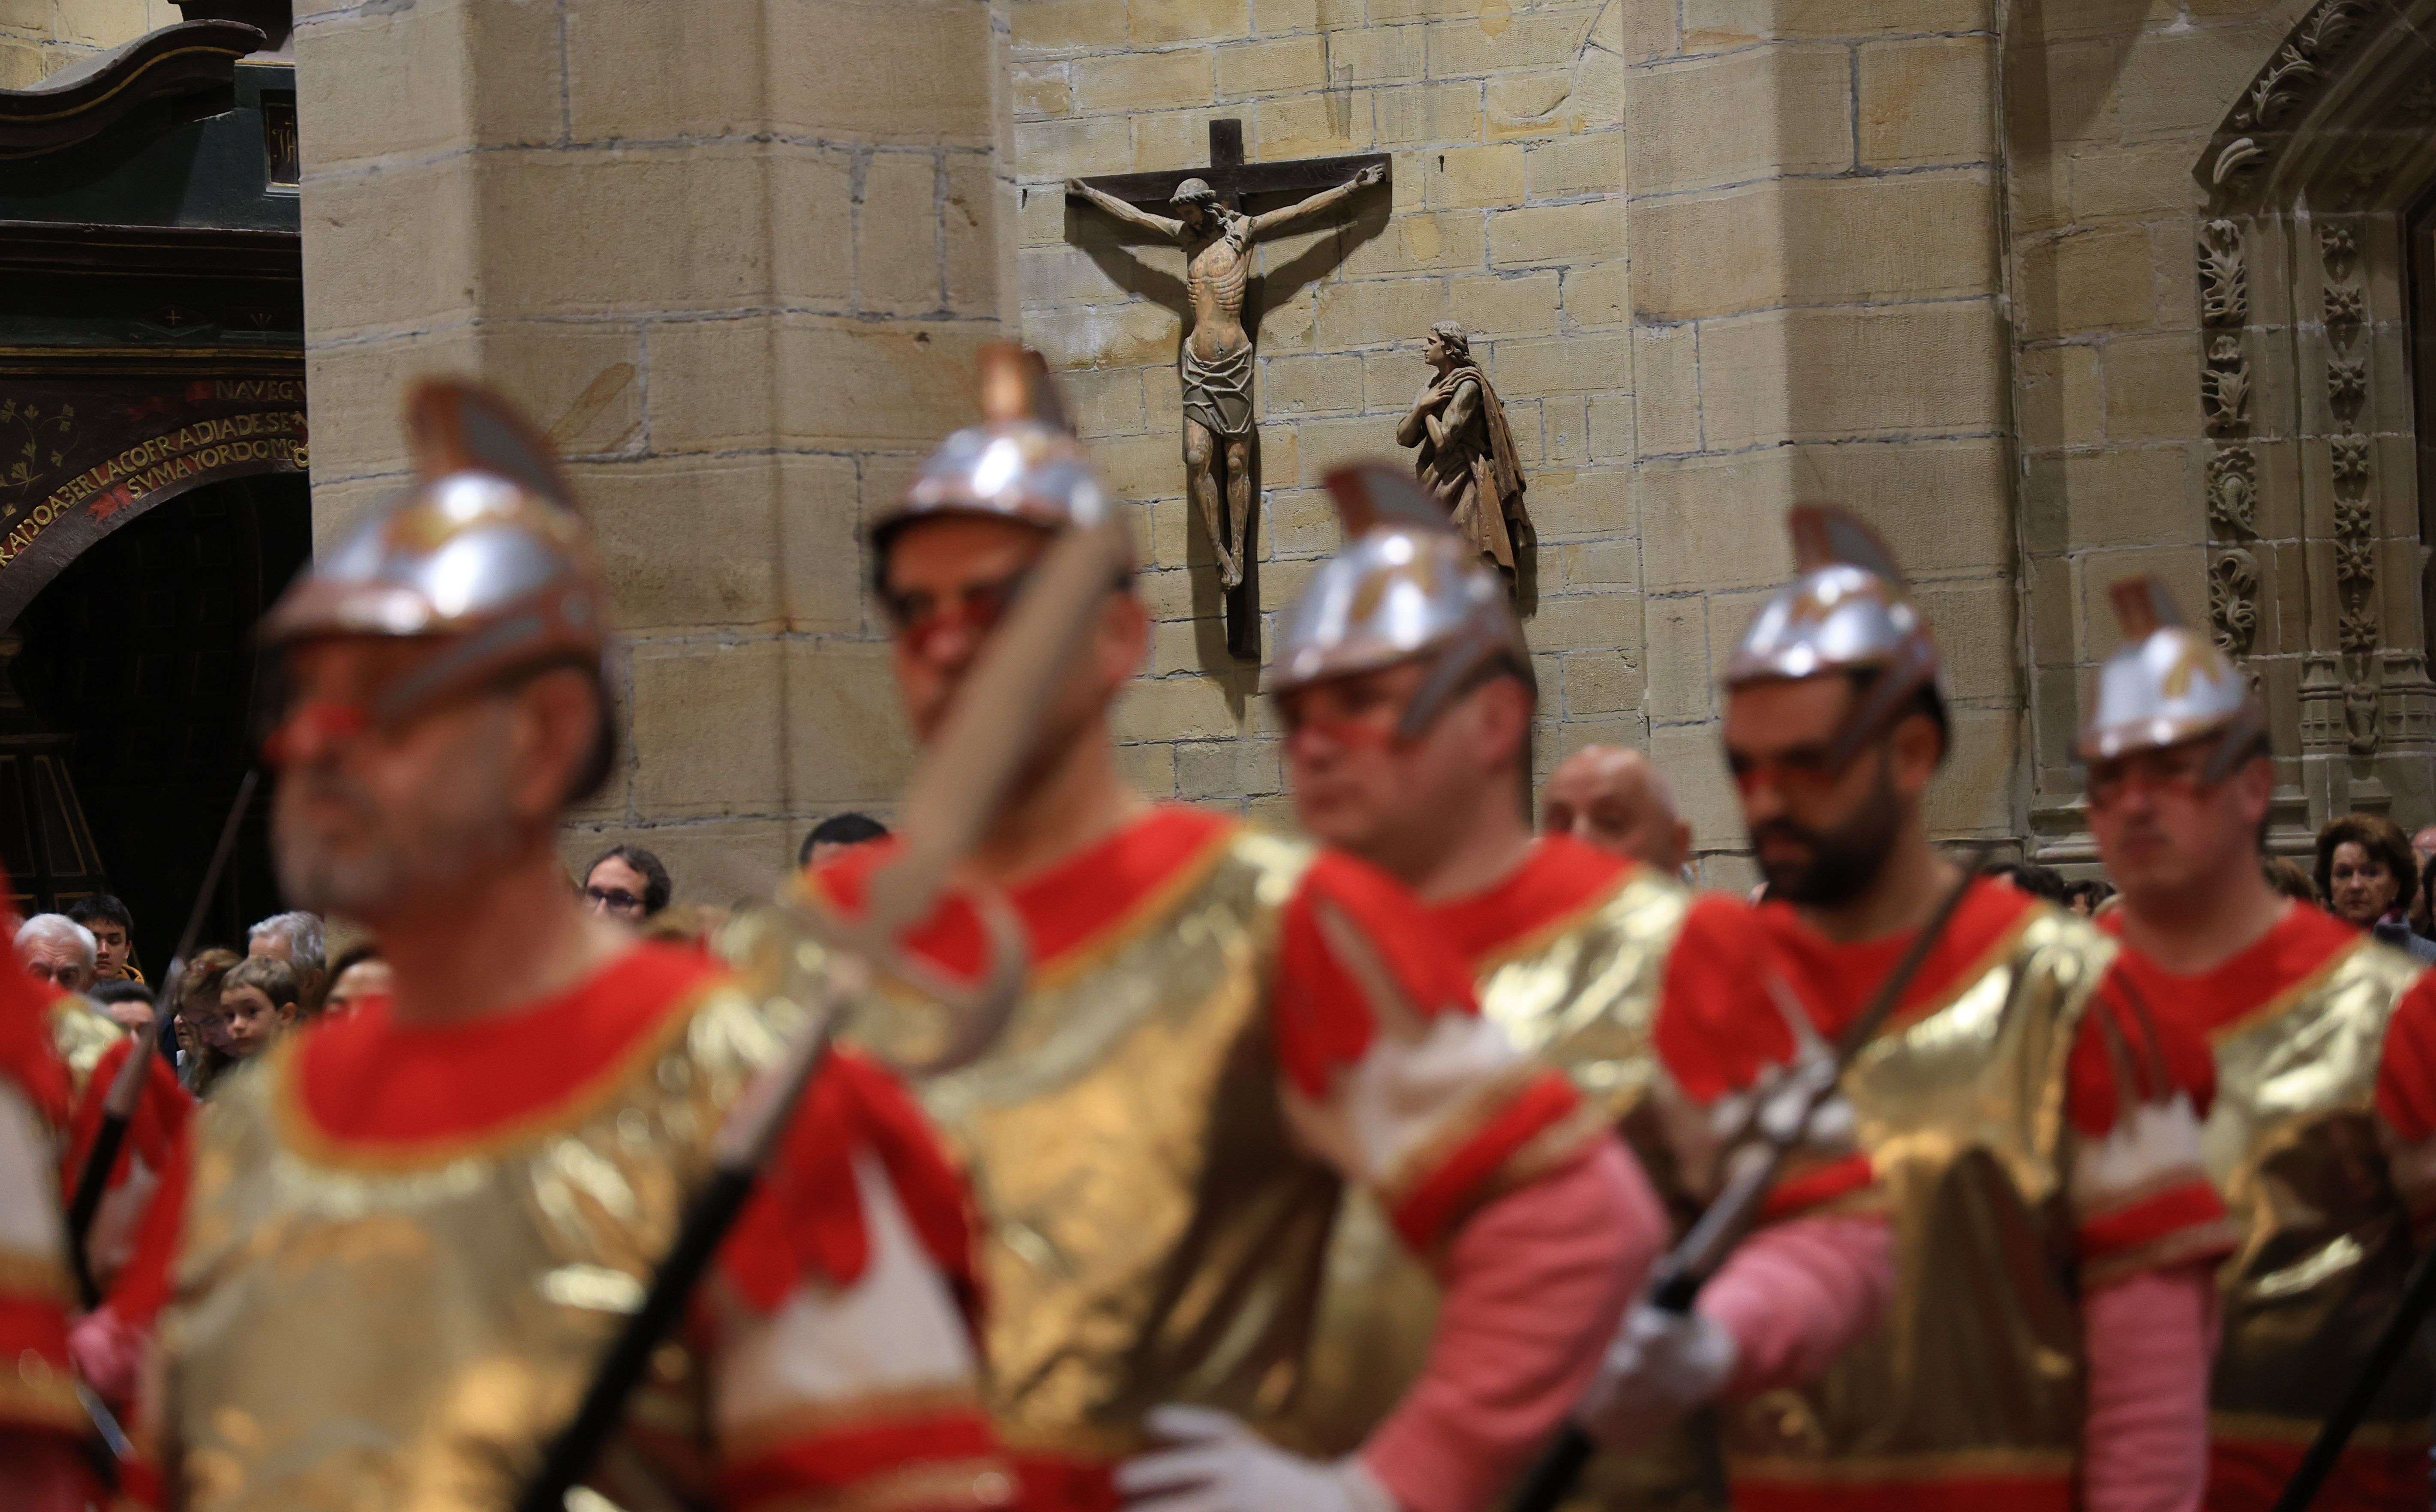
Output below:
[2269,1243,2436,1512]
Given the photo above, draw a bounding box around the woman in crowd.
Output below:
[2316,813,2436,962]
[320,945,391,1016]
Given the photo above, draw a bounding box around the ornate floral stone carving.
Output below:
[2199,219,2247,327]
[2207,445,2257,534]
[2328,352,2368,412]
[2331,427,2372,482]
[2203,335,2251,433]
[2212,550,2261,655]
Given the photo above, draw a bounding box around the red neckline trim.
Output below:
[2103,903,2357,1039]
[1426,837,1635,969]
[1755,878,2039,1038]
[812,805,1240,981]
[284,942,721,1157]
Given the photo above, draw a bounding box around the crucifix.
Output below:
[1067,119,1388,658]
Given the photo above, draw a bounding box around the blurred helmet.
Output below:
[871,343,1126,567]
[259,379,607,735]
[1724,503,1945,768]
[1269,461,1532,739]
[2079,576,2259,774]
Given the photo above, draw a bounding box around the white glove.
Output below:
[1115,1405,1399,1512]
[1575,1302,1740,1452]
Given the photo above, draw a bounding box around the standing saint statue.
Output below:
[1396,321,1531,587]
[1066,163,1385,588]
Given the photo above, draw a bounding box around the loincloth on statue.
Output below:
[1180,340,1255,438]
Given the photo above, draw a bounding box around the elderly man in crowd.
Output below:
[1541,744,1694,878]
[15,913,120,1095]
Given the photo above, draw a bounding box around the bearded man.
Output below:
[1273,462,1744,1510]
[2082,577,2436,1512]
[811,349,1658,1512]
[109,382,1009,1512]
[1576,507,2236,1512]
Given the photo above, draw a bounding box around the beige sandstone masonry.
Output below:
[294,0,1009,896]
[0,1,186,86]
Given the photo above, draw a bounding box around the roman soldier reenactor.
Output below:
[811,349,1661,1512]
[2083,577,2436,1512]
[1575,508,2236,1512]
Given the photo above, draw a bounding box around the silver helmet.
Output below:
[873,343,1124,559]
[1724,503,1944,767]
[1269,461,1531,738]
[2080,576,2260,776]
[259,379,608,729]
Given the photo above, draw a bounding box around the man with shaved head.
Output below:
[1544,744,1694,878]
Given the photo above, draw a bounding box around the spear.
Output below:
[1508,848,1992,1512]
[2268,1239,2436,1512]
[64,767,258,1307]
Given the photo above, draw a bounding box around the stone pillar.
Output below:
[294,0,1006,892]
[1621,0,2014,880]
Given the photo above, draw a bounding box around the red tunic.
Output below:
[0,951,85,1474]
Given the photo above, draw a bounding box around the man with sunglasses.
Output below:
[1269,463,1739,1507]
[2082,577,2436,1512]
[103,381,1011,1512]
[1573,508,2233,1512]
[812,350,1658,1512]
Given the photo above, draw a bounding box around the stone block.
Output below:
[2025,553,2075,667]
[2003,36,2121,153]
[775,317,993,448]
[1526,133,1623,199]
[1543,395,1589,465]
[1328,25,1428,84]
[1177,737,1283,800]
[1529,592,1641,654]
[1288,414,1400,485]
[300,161,478,339]
[1678,0,1991,47]
[1009,0,1127,51]
[1858,36,1994,169]
[1513,464,1629,538]
[471,321,647,459]
[580,456,786,631]
[1913,577,2014,702]
[566,0,769,143]
[778,453,868,634]
[1427,6,1605,79]
[1133,111,1216,172]
[308,474,406,557]
[769,147,858,306]
[2067,138,2206,222]
[2100,330,2201,443]
[1117,741,1180,798]
[1561,650,1646,717]
[1563,262,1627,327]
[2021,446,2195,554]
[1369,0,1496,18]
[859,152,944,315]
[1136,0,1253,43]
[1648,721,1742,851]
[1451,271,1561,339]
[1922,706,2015,835]
[1493,333,1628,396]
[1013,62,1072,118]
[2017,227,2158,339]
[1429,144,1528,210]
[298,326,483,483]
[1076,48,1217,114]
[1059,366,1150,437]
[1314,277,1450,348]
[1219,35,1328,97]
[649,316,778,454]
[475,144,770,316]
[1014,117,1133,178]
[631,640,786,817]
[1374,80,1486,146]
[1025,295,1179,371]
[1115,674,1249,742]
[1698,302,2002,450]
[1630,174,1995,322]
[1643,596,1712,721]
[2116,21,2282,143]
[784,639,919,807]
[294,0,475,168]
[1268,486,1343,557]
[2014,342,2101,449]
[770,0,993,143]
[1487,69,1594,138]
[1488,199,1622,268]
[1638,458,1802,594]
[1253,93,1376,158]
[1338,210,1487,276]
[1625,46,1852,198]
[1587,392,1635,461]
[942,159,1000,317]
[1264,353,1367,416]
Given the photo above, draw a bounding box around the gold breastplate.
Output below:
[159,978,796,1512]
[49,997,120,1099]
[858,829,1326,1460]
[1727,907,2109,1491]
[2202,936,2431,1445]
[1283,869,1708,1510]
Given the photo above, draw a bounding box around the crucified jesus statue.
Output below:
[1066,161,1385,590]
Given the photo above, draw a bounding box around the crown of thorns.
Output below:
[1169,178,1219,207]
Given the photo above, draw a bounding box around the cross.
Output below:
[1075,120,1390,659]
